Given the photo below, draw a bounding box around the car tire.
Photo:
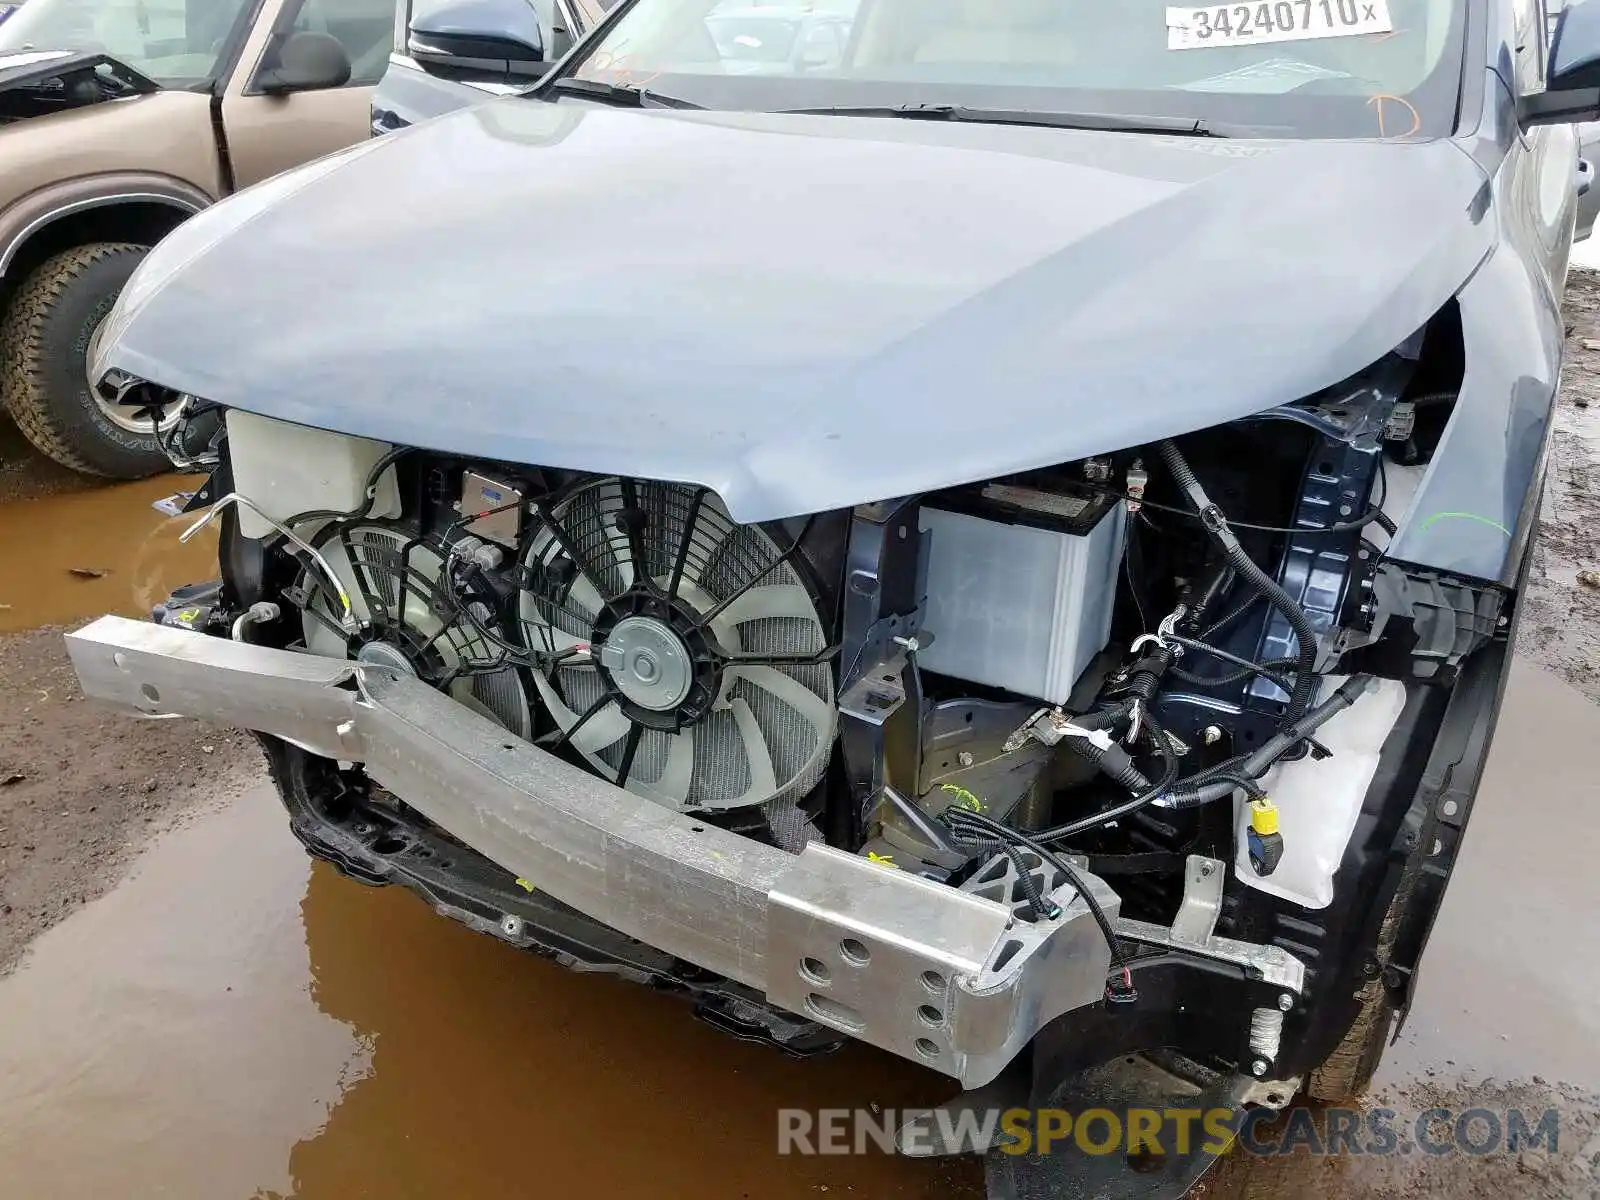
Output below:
[1,242,167,479]
[1304,859,1417,1104]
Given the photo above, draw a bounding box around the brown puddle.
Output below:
[0,660,1597,1200]
[0,474,215,634]
[0,788,980,1200]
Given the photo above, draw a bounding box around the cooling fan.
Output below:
[299,523,534,740]
[518,478,836,814]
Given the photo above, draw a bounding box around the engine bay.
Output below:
[128,316,1512,1106]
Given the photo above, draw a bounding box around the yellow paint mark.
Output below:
[940,783,985,812]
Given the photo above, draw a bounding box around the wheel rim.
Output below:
[87,314,187,435]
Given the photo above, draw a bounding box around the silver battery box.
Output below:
[916,481,1126,705]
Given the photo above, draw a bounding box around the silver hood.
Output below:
[97,98,1494,523]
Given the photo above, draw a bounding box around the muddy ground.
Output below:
[4,279,1600,1198]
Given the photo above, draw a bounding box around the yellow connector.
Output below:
[1249,797,1279,835]
[1247,797,1284,877]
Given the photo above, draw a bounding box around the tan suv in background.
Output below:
[0,0,391,478]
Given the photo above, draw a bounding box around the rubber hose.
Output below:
[1160,676,1372,809]
[1171,657,1299,688]
[1156,440,1318,723]
[1063,734,1151,792]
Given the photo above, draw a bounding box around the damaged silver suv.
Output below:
[63,0,1599,1194]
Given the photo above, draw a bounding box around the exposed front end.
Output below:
[65,316,1525,1193]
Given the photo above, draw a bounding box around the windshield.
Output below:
[563,0,1468,138]
[0,0,255,86]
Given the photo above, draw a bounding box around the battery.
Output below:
[916,481,1126,705]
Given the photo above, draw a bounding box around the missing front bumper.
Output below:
[66,614,1134,1087]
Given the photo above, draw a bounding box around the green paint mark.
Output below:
[1418,511,1512,538]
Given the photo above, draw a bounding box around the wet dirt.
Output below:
[1520,272,1600,705]
[0,790,981,1200]
[0,412,79,505]
[0,473,220,635]
[0,472,256,974]
[5,282,1600,1198]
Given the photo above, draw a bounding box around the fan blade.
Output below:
[593,485,637,589]
[730,697,779,804]
[573,701,630,756]
[567,575,608,618]
[522,623,589,655]
[449,679,506,727]
[671,503,735,592]
[728,666,837,748]
[400,546,448,643]
[711,585,818,632]
[650,732,696,804]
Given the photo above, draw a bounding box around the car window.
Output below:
[564,0,1468,140]
[0,0,257,86]
[283,0,395,83]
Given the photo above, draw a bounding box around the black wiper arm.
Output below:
[777,104,1222,137]
[541,76,704,110]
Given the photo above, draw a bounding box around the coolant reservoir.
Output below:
[224,411,402,538]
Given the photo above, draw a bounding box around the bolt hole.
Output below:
[690,825,705,833]
[917,1004,944,1027]
[371,834,407,855]
[1318,461,1334,475]
[963,712,974,723]
[920,969,946,992]
[804,993,864,1032]
[800,957,831,985]
[913,1038,941,1060]
[1267,1093,1284,1106]
[113,652,129,670]
[502,742,516,751]
[840,937,871,966]
[140,683,161,703]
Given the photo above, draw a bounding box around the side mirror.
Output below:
[407,0,550,82]
[1525,0,1600,125]
[257,30,352,94]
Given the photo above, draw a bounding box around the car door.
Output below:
[219,0,394,188]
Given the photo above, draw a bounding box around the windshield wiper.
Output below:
[541,76,704,110]
[776,104,1223,137]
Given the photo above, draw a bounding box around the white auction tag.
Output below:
[1167,0,1393,50]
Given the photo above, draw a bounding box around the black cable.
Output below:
[1171,655,1299,689]
[1202,592,1261,640]
[1165,636,1296,690]
[1031,712,1182,844]
[940,807,1136,1001]
[1084,481,1392,536]
[939,815,1060,921]
[1157,440,1317,724]
[287,447,412,529]
[1158,676,1372,810]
